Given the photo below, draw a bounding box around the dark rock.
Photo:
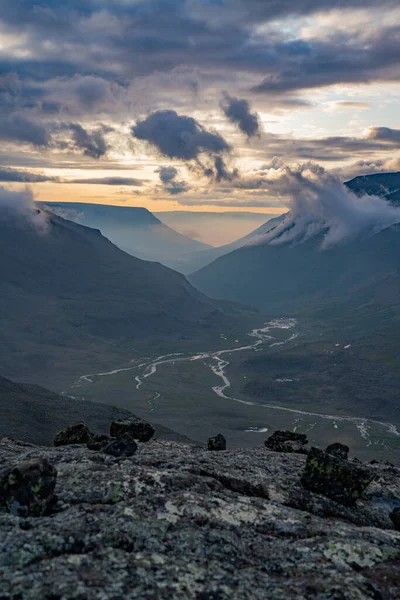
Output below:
[326,442,349,460]
[54,422,92,447]
[102,433,138,457]
[390,507,400,530]
[0,458,57,516]
[265,430,308,454]
[87,434,110,451]
[207,434,226,451]
[301,447,374,506]
[110,418,155,443]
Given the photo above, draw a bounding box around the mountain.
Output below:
[42,202,211,267]
[190,222,400,318]
[191,173,400,322]
[345,171,400,202]
[0,375,199,446]
[0,209,239,389]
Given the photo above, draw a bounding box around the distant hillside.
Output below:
[0,375,199,446]
[0,209,237,388]
[42,203,211,266]
[171,215,282,274]
[155,211,274,246]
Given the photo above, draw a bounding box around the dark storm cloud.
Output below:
[253,25,400,94]
[1,0,399,100]
[0,115,50,146]
[133,110,230,161]
[221,94,260,138]
[67,124,110,159]
[156,166,190,195]
[0,167,59,183]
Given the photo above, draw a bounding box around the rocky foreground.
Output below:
[1,427,400,600]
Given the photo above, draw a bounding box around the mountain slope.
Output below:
[0,375,199,446]
[0,209,235,388]
[43,202,211,266]
[345,172,400,201]
[190,223,400,318]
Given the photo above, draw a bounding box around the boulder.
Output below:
[390,507,400,531]
[102,433,138,457]
[301,447,374,506]
[265,430,308,454]
[207,434,226,451]
[326,442,349,460]
[0,458,57,517]
[110,418,155,443]
[87,434,110,451]
[54,422,92,447]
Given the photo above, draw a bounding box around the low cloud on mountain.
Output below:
[259,164,400,248]
[0,186,48,231]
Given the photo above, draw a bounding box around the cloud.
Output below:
[0,186,48,231]
[366,127,400,144]
[156,166,190,195]
[70,177,144,186]
[221,93,260,137]
[0,167,59,183]
[0,115,50,147]
[257,163,400,248]
[132,110,230,161]
[133,110,236,182]
[67,123,110,158]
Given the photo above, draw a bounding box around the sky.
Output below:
[1,0,400,214]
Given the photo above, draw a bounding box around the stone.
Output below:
[265,430,308,454]
[54,422,92,447]
[207,434,226,451]
[110,418,155,443]
[87,434,110,451]
[326,442,349,460]
[0,458,57,517]
[390,507,400,530]
[102,433,138,457]
[301,447,374,506]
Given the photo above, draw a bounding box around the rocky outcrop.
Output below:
[110,418,155,443]
[0,436,399,599]
[264,430,308,454]
[207,433,226,451]
[326,442,350,460]
[53,422,92,446]
[102,433,138,457]
[301,447,375,506]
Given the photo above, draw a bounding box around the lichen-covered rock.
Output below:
[0,458,57,517]
[110,418,155,443]
[1,439,399,600]
[326,442,350,460]
[265,430,308,454]
[54,422,92,446]
[301,447,374,506]
[102,433,137,457]
[207,434,226,451]
[391,507,400,531]
[87,434,110,451]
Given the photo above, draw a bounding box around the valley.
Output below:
[66,317,400,463]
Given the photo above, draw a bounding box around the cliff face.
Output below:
[1,437,400,600]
